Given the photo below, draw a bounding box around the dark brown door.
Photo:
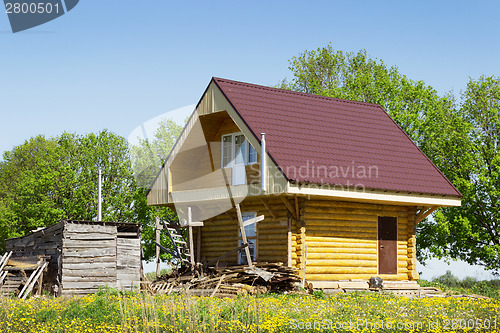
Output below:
[378,216,397,274]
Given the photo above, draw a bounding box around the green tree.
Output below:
[281,45,500,271]
[0,130,140,251]
[419,76,500,271]
[129,117,184,261]
[130,118,183,189]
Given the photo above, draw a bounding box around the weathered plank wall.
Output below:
[61,223,117,295]
[116,233,141,290]
[6,222,65,291]
[302,199,416,282]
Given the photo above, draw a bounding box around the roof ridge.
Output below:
[213,77,381,109]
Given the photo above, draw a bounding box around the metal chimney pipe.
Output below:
[261,133,266,193]
[98,168,102,221]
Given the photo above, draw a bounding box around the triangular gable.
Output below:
[147,80,287,205]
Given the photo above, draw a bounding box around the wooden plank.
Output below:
[260,199,277,219]
[63,240,116,248]
[206,244,248,266]
[63,262,116,269]
[20,262,48,299]
[64,223,116,233]
[188,207,195,266]
[236,204,253,268]
[295,196,299,220]
[416,206,438,223]
[280,196,297,220]
[242,215,264,227]
[62,281,116,289]
[286,219,292,267]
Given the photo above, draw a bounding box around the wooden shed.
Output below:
[147,77,462,289]
[4,220,141,296]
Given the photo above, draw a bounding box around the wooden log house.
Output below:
[4,220,141,296]
[147,77,462,288]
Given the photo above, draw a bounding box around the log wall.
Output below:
[196,197,419,283]
[198,197,290,265]
[302,199,417,282]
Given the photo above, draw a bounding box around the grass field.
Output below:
[0,288,498,333]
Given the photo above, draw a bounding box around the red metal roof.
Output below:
[212,77,461,197]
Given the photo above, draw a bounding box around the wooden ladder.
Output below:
[155,218,192,267]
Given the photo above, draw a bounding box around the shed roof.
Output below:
[211,77,461,197]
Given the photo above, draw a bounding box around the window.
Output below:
[239,212,257,265]
[221,132,257,168]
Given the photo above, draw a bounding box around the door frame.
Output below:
[377,216,398,275]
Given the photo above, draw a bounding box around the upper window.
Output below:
[221,133,257,168]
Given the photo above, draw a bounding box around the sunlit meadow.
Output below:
[0,289,498,332]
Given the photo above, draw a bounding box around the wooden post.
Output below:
[236,204,253,268]
[188,207,195,266]
[155,216,161,278]
[287,218,292,267]
[302,245,307,288]
[197,226,202,263]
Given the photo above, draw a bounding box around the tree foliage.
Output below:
[0,119,184,261]
[281,45,500,271]
[130,118,182,189]
[0,131,138,248]
[129,117,184,261]
[419,76,500,271]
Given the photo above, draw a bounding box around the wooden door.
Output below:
[378,216,397,274]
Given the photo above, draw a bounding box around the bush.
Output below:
[433,270,461,288]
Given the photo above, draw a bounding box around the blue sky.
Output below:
[1,1,499,278]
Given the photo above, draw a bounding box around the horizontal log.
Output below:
[306,200,407,212]
[258,250,287,257]
[305,206,408,217]
[305,237,376,245]
[201,245,239,253]
[306,259,377,267]
[307,247,376,254]
[257,224,288,231]
[258,245,288,251]
[200,231,237,238]
[305,273,409,281]
[306,230,376,239]
[307,253,376,260]
[257,256,287,262]
[306,266,377,274]
[305,219,376,227]
[307,226,377,234]
[304,212,378,221]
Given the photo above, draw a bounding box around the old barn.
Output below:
[2,220,141,296]
[147,77,462,289]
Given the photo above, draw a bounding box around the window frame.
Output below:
[238,211,258,265]
[221,132,257,168]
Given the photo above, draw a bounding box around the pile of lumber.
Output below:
[148,262,302,298]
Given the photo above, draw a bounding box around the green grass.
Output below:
[0,289,498,332]
[419,271,500,299]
